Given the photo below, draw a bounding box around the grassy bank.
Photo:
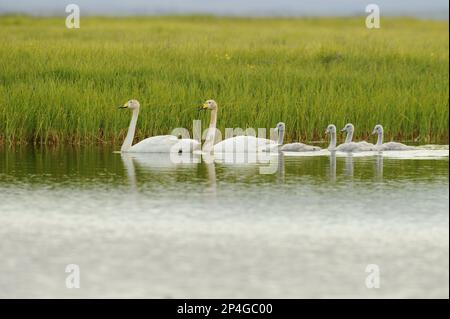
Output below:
[0,16,448,145]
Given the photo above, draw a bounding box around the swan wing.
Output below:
[336,142,368,152]
[378,142,415,151]
[175,139,201,153]
[128,135,179,153]
[354,141,375,151]
[281,143,321,152]
[214,136,275,153]
[357,141,374,147]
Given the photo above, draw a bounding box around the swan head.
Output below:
[201,99,218,111]
[341,123,354,133]
[274,122,285,133]
[325,124,336,135]
[120,99,140,110]
[372,124,383,135]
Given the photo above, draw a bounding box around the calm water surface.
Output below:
[0,146,448,298]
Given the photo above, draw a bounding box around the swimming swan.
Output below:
[341,123,374,151]
[266,122,321,152]
[372,124,415,151]
[119,99,200,153]
[201,100,276,153]
[325,124,371,152]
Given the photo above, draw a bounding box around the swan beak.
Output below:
[118,103,128,109]
[340,128,346,132]
[200,103,209,110]
[371,130,377,135]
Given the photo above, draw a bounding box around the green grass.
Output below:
[0,16,448,145]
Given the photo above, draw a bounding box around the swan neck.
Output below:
[345,130,353,143]
[121,108,139,152]
[203,107,217,152]
[277,129,285,145]
[376,130,383,146]
[328,132,336,150]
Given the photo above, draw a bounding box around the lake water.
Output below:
[0,146,448,298]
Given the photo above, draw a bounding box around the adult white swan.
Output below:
[119,99,200,153]
[372,124,415,151]
[340,123,374,151]
[201,99,276,153]
[326,124,372,152]
[265,122,321,152]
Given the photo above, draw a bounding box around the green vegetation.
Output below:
[0,16,448,145]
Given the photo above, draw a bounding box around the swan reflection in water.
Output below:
[328,151,337,182]
[201,153,217,195]
[120,150,389,191]
[344,154,354,178]
[120,150,284,193]
[276,153,285,183]
[212,150,281,176]
[374,154,383,182]
[120,152,201,190]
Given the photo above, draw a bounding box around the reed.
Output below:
[0,16,448,145]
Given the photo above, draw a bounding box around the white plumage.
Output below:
[201,100,276,154]
[372,124,415,151]
[340,123,375,151]
[263,122,321,153]
[119,99,200,153]
[326,124,373,152]
[213,135,276,153]
[127,135,200,153]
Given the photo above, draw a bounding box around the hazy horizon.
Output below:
[0,0,448,19]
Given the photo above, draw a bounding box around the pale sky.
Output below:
[0,0,448,19]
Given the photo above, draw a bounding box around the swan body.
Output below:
[375,141,414,151]
[340,123,375,151]
[336,142,371,152]
[213,135,276,153]
[326,124,373,152]
[264,142,320,152]
[201,100,275,153]
[127,135,200,153]
[356,141,375,148]
[372,124,415,151]
[119,100,200,153]
[265,122,321,152]
[281,143,321,152]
